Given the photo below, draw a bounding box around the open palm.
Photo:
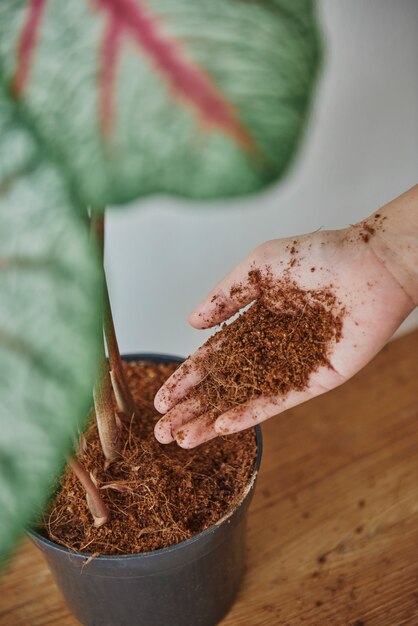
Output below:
[154,224,414,448]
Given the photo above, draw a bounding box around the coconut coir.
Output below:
[183,271,344,419]
[44,361,257,555]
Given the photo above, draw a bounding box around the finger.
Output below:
[214,359,348,435]
[214,390,314,435]
[154,340,221,413]
[154,396,207,444]
[188,255,261,330]
[174,411,218,449]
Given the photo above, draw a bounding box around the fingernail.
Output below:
[154,422,174,444]
[154,393,169,414]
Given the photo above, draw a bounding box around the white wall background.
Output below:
[106,0,418,358]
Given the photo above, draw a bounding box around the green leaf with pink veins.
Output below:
[0,96,102,562]
[0,0,321,207]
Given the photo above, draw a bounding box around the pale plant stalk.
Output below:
[68,458,109,528]
[69,210,137,528]
[105,291,138,419]
[92,212,138,420]
[94,350,121,464]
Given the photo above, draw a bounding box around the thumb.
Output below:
[188,255,261,329]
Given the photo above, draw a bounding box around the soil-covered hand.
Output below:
[154,187,418,448]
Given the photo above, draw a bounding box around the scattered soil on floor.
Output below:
[44,361,257,555]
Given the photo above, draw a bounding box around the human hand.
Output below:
[154,196,417,449]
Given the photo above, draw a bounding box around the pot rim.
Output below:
[28,352,263,562]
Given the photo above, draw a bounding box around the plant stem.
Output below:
[104,288,138,419]
[68,458,109,528]
[93,351,121,464]
[91,212,138,420]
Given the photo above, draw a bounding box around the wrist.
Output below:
[360,186,418,307]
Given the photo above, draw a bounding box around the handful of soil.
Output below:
[185,273,344,417]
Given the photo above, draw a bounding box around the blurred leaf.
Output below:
[0,97,102,562]
[0,0,321,205]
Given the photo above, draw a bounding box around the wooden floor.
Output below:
[1,330,418,626]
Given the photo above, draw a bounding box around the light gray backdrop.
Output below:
[106,0,418,358]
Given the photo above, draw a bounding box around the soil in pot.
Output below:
[43,360,258,554]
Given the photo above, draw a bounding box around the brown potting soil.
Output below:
[44,361,258,555]
[184,270,344,418]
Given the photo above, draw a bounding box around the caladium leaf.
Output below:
[0,0,321,205]
[0,97,102,561]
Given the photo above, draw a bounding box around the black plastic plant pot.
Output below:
[29,353,263,626]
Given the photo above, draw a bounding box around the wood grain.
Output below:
[1,330,418,626]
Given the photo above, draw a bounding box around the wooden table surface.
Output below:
[1,330,418,626]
